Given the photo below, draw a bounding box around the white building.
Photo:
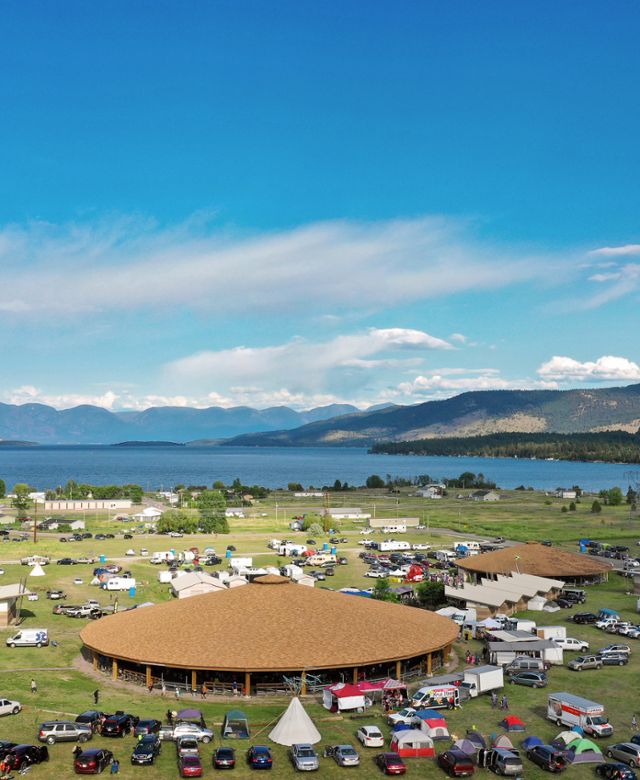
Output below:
[171,572,227,599]
[69,520,86,531]
[416,484,446,499]
[41,499,133,511]
[293,492,324,498]
[132,507,163,522]
[225,508,245,518]
[328,507,372,520]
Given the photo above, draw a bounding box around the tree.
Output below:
[196,489,228,533]
[306,522,324,538]
[591,500,602,514]
[365,474,385,489]
[288,482,303,492]
[569,501,577,511]
[371,578,398,603]
[0,478,5,498]
[156,509,199,534]
[626,487,638,505]
[415,581,445,609]
[12,483,31,513]
[607,486,624,506]
[561,505,568,513]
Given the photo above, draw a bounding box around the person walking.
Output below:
[491,691,498,709]
[201,683,207,700]
[110,757,119,775]
[632,714,638,732]
[500,695,508,711]
[30,678,37,694]
[93,689,100,705]
[161,681,166,697]
[175,686,180,700]
[232,680,238,697]
[167,709,173,725]
[72,745,82,759]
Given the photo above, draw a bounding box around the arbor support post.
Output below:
[395,660,402,680]
[244,672,251,696]
[191,670,197,691]
[300,671,307,696]
[352,666,359,685]
[146,666,152,689]
[112,658,118,680]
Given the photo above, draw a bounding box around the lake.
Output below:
[0,445,635,492]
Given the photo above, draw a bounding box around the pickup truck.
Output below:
[553,637,589,652]
[158,722,213,744]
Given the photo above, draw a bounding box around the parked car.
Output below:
[437,749,475,776]
[526,745,568,772]
[554,637,589,651]
[568,655,603,671]
[131,735,161,765]
[160,722,213,743]
[0,698,21,716]
[179,754,203,777]
[357,726,385,748]
[134,719,162,737]
[387,708,418,726]
[599,644,632,656]
[176,737,200,757]
[573,612,599,624]
[102,712,139,737]
[0,741,17,759]
[38,720,92,744]
[480,748,523,776]
[213,747,236,769]
[289,743,319,771]
[4,744,49,772]
[74,748,113,774]
[56,558,76,565]
[606,744,640,767]
[375,752,407,775]
[595,762,637,780]
[333,745,361,767]
[509,671,547,688]
[247,745,273,769]
[75,711,105,732]
[597,652,629,666]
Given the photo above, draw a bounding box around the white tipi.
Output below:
[29,564,46,577]
[268,697,321,746]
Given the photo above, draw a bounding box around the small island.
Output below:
[110,441,185,447]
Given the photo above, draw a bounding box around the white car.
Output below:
[360,529,374,535]
[387,707,418,726]
[0,698,21,716]
[412,543,431,550]
[125,549,136,556]
[595,619,617,630]
[169,532,183,538]
[140,548,149,556]
[356,726,384,748]
[554,637,590,651]
[364,570,387,578]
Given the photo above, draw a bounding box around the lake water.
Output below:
[0,445,635,492]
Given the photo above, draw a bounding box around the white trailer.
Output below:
[434,550,457,563]
[278,543,307,556]
[547,692,613,738]
[103,577,136,591]
[229,558,253,571]
[378,540,411,552]
[150,551,176,564]
[382,525,407,534]
[536,626,567,641]
[460,665,504,699]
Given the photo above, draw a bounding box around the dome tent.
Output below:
[269,697,321,746]
[564,737,602,764]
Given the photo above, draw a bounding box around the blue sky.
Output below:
[0,0,639,411]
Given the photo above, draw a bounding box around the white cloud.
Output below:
[537,355,640,382]
[167,327,452,389]
[449,333,467,343]
[588,244,640,257]
[0,215,567,318]
[4,386,121,410]
[393,369,557,397]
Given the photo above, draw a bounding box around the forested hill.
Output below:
[370,431,640,463]
[224,384,640,447]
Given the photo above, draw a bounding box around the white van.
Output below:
[103,577,136,591]
[411,684,460,709]
[6,629,48,648]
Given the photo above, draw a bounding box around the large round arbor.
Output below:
[81,575,459,693]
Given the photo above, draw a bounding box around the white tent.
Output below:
[30,564,46,577]
[269,697,321,746]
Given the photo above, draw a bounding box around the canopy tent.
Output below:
[269,697,321,747]
[522,736,543,750]
[493,735,515,750]
[454,739,479,755]
[323,683,367,712]
[414,709,445,721]
[499,716,526,732]
[354,678,407,697]
[421,718,450,740]
[565,738,603,764]
[177,708,202,721]
[390,729,434,758]
[222,710,250,739]
[30,564,46,577]
[527,595,547,611]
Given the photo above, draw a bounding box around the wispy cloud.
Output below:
[588,244,640,257]
[0,215,567,318]
[538,355,640,382]
[393,368,557,398]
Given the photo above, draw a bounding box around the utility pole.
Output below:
[33,498,37,545]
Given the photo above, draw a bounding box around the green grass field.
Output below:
[0,487,638,778]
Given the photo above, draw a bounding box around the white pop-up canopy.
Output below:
[269,697,321,746]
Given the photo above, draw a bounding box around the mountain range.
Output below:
[223,384,640,447]
[2,384,640,446]
[0,402,360,444]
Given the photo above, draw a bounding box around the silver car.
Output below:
[38,720,92,744]
[333,745,360,767]
[290,743,319,771]
[606,743,640,767]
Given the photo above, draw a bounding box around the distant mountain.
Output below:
[0,402,359,444]
[223,384,640,447]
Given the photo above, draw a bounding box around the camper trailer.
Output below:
[378,540,411,552]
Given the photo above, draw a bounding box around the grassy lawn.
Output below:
[0,488,638,777]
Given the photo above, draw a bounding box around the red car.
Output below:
[375,752,407,775]
[74,749,113,774]
[179,754,203,777]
